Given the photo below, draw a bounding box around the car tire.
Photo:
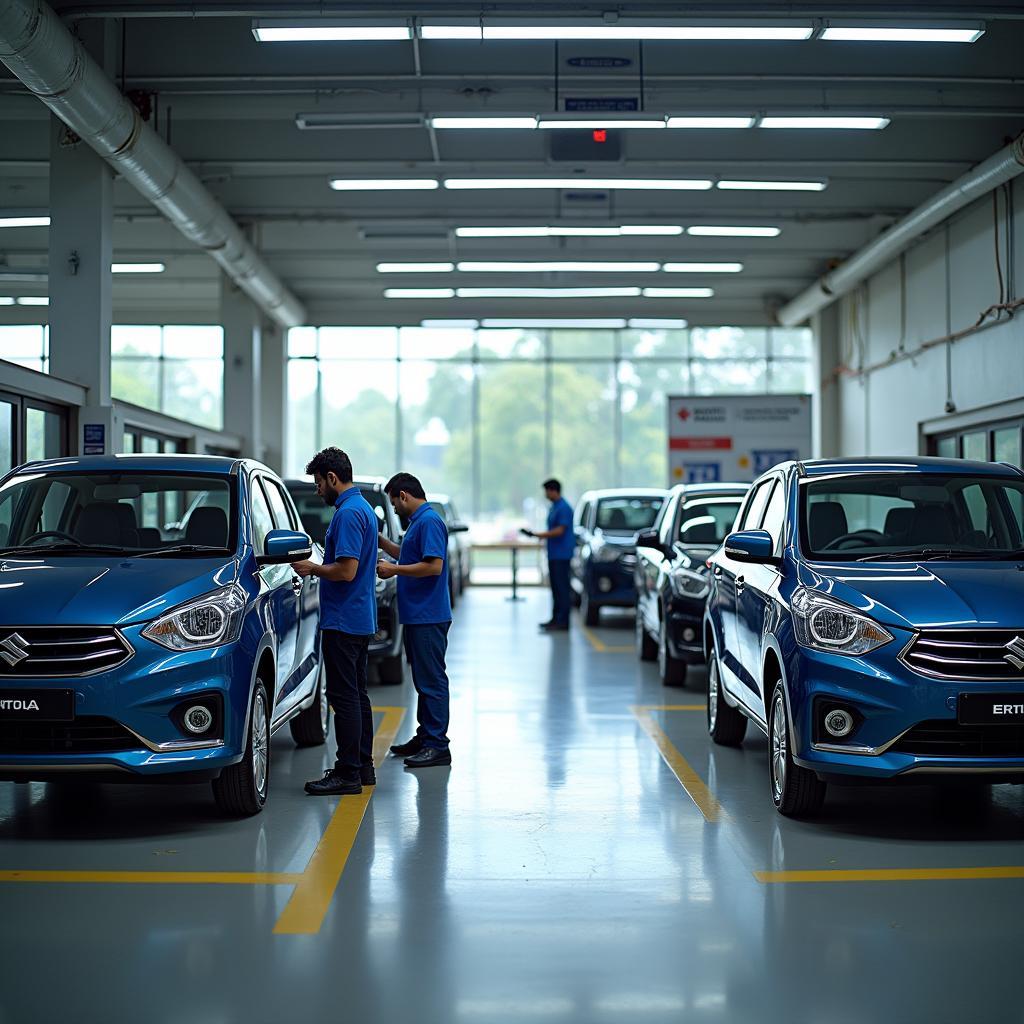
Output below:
[707,649,746,747]
[212,681,270,817]
[289,661,329,747]
[768,680,826,818]
[581,589,600,627]
[635,610,658,662]
[658,615,688,687]
[376,651,405,685]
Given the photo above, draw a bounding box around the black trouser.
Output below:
[548,559,572,626]
[404,622,451,751]
[321,629,373,780]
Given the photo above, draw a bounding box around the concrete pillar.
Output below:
[220,273,262,459]
[812,303,842,459]
[259,320,286,473]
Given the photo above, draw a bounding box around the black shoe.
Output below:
[304,769,362,796]
[404,747,452,768]
[538,619,555,629]
[360,765,377,786]
[390,736,424,757]
[541,622,569,632]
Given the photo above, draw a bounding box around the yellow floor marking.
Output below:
[757,866,1024,884]
[580,625,633,654]
[273,705,405,935]
[0,871,301,885]
[632,705,722,823]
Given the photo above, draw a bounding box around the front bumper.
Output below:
[787,636,1024,780]
[583,561,636,607]
[0,622,252,778]
[666,599,707,664]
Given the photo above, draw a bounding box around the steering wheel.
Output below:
[821,529,887,551]
[20,530,79,546]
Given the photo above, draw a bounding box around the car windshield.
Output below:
[595,496,663,533]
[0,471,235,555]
[801,473,1024,561]
[287,484,386,545]
[677,496,743,546]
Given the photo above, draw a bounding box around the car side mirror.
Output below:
[636,529,662,551]
[450,522,470,534]
[723,529,778,565]
[258,528,312,565]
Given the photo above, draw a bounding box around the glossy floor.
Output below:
[2,589,1023,1023]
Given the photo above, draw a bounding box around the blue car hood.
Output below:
[0,555,241,627]
[799,560,1024,630]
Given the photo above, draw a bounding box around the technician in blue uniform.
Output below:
[522,478,575,632]
[376,472,453,768]
[293,447,379,796]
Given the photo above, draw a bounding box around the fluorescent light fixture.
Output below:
[482,318,629,328]
[297,112,425,130]
[0,297,14,306]
[444,178,712,191]
[330,178,439,191]
[760,116,890,129]
[253,20,411,42]
[420,319,480,328]
[456,287,642,298]
[642,287,714,298]
[112,262,165,273]
[456,261,661,273]
[687,225,781,237]
[478,22,813,41]
[619,225,686,235]
[0,216,50,228]
[421,23,483,40]
[430,116,538,129]
[454,225,684,237]
[376,262,454,273]
[666,116,755,129]
[821,23,984,44]
[717,179,827,191]
[16,296,49,306]
[384,288,455,299]
[537,118,665,130]
[627,318,688,328]
[663,262,743,273]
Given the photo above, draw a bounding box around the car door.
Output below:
[570,499,590,590]
[735,475,786,720]
[250,474,301,709]
[714,479,772,691]
[639,494,676,635]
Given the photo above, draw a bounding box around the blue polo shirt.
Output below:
[320,486,378,636]
[547,496,575,561]
[397,503,451,625]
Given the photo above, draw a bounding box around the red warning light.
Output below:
[592,129,608,143]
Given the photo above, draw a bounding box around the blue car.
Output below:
[705,456,1024,817]
[0,454,327,816]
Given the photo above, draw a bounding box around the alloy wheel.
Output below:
[771,692,787,803]
[708,658,719,731]
[252,693,269,797]
[319,668,330,736]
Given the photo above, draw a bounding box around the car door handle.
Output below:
[291,576,304,594]
[735,575,745,594]
[713,566,723,580]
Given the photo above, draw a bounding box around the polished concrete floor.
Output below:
[2,588,1024,1023]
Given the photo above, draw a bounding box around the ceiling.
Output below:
[1,1,1023,327]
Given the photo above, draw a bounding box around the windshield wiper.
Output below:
[0,542,124,556]
[856,548,991,563]
[132,544,231,558]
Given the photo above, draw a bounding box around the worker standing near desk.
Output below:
[522,478,574,633]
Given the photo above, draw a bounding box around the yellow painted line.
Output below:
[0,870,300,885]
[579,625,633,654]
[273,705,405,935]
[631,705,722,823]
[756,866,1024,884]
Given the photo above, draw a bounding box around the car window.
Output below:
[595,496,663,533]
[677,496,744,546]
[759,480,787,549]
[739,481,772,531]
[40,480,73,533]
[289,486,332,544]
[262,477,296,531]
[249,478,275,552]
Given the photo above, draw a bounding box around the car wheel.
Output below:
[581,589,600,627]
[635,610,658,662]
[658,615,687,687]
[289,660,329,747]
[768,681,826,817]
[376,651,405,685]
[707,648,746,746]
[212,681,270,817]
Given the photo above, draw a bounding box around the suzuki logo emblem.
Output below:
[0,632,30,668]
[1004,636,1024,671]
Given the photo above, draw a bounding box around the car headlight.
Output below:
[669,567,710,600]
[142,585,247,651]
[591,544,622,563]
[790,588,892,656]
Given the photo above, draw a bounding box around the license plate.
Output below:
[959,693,1024,725]
[0,689,75,721]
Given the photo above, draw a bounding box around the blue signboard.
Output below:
[753,449,799,474]
[83,423,105,455]
[685,463,722,484]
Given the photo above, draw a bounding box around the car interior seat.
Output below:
[605,508,628,530]
[113,503,140,548]
[75,503,122,546]
[808,501,849,549]
[908,504,956,545]
[883,507,914,544]
[185,507,229,548]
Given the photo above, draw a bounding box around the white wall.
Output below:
[828,174,1023,456]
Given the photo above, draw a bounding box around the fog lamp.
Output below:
[682,627,697,642]
[823,708,855,739]
[598,577,613,593]
[183,705,214,734]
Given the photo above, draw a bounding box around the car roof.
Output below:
[579,487,669,501]
[15,453,243,475]
[284,476,387,490]
[798,456,1024,478]
[427,493,451,504]
[666,482,750,498]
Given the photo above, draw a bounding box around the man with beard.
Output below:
[292,447,378,795]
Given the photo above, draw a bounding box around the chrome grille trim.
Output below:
[0,626,134,678]
[900,629,1024,682]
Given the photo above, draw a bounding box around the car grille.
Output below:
[894,720,1024,758]
[0,716,141,754]
[0,627,133,678]
[900,630,1024,681]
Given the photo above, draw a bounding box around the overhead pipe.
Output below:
[778,132,1024,326]
[0,0,305,327]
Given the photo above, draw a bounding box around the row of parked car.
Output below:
[573,456,1024,817]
